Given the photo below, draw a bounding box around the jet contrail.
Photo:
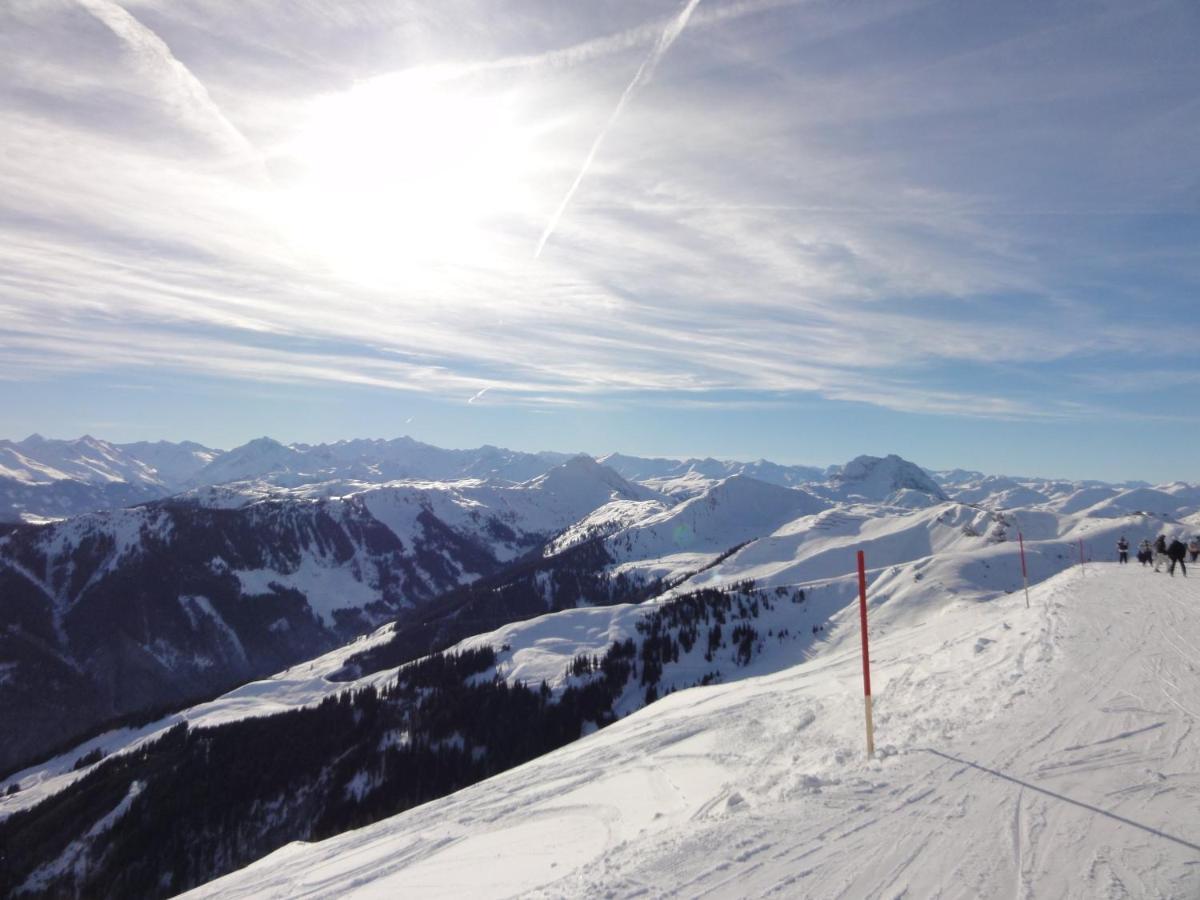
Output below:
[534,0,703,259]
[467,387,490,404]
[76,0,261,166]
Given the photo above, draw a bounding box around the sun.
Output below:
[276,70,538,285]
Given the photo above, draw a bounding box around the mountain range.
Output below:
[0,434,1196,898]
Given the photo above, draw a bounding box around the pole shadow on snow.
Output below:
[918,748,1200,854]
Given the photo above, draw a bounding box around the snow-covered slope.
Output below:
[187,562,1200,899]
[1083,486,1193,519]
[603,475,830,580]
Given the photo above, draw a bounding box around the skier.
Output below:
[1137,538,1153,566]
[1116,536,1129,564]
[1167,536,1188,577]
[1154,534,1169,572]
[1189,536,1200,563]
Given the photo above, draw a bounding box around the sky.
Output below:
[1,0,1198,482]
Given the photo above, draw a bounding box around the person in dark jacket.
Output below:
[1138,538,1153,566]
[1167,536,1188,577]
[1116,536,1129,564]
[1154,534,1169,572]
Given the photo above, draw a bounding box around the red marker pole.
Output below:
[1018,532,1030,608]
[857,550,875,758]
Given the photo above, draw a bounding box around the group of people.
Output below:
[1117,534,1198,576]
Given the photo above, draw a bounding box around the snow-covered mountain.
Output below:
[2,439,1198,898]
[817,453,947,504]
[3,490,1192,897]
[184,564,1200,900]
[0,435,574,522]
[114,440,223,486]
[599,452,827,491]
[190,436,572,492]
[0,457,657,775]
[0,435,188,522]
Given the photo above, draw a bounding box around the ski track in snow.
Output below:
[185,564,1200,899]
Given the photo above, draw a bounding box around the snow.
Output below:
[234,559,381,627]
[5,440,1199,897]
[821,454,947,502]
[184,563,1200,899]
[0,435,165,488]
[116,440,223,488]
[607,475,828,579]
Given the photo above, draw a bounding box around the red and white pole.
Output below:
[857,550,875,758]
[1018,531,1030,608]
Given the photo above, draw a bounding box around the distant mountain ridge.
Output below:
[2,434,1193,526]
[0,435,574,522]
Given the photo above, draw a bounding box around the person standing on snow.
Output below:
[1167,536,1188,577]
[1154,534,1169,572]
[1116,536,1129,564]
[1138,538,1153,566]
[1189,537,1200,563]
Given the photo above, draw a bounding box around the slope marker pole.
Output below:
[1078,538,1086,572]
[856,550,875,759]
[1018,531,1030,608]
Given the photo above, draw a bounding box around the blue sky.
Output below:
[1,0,1197,481]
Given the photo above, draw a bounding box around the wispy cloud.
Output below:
[73,0,261,166]
[0,0,1196,430]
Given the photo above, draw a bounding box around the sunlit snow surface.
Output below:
[186,563,1200,899]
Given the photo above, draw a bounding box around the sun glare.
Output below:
[277,71,538,285]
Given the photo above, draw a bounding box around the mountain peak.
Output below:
[829,454,947,501]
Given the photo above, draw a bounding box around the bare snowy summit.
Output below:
[821,454,947,502]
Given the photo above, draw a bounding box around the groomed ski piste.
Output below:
[184,560,1200,899]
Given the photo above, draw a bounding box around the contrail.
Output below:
[534,0,703,259]
[76,0,261,166]
[467,387,490,404]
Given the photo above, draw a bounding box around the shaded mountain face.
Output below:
[0,496,490,775]
[0,457,656,776]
